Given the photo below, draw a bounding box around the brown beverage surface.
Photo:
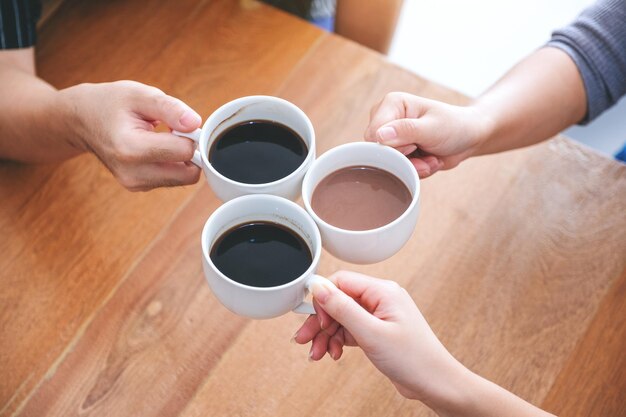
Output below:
[311,166,412,231]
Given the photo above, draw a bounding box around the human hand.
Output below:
[293,271,467,403]
[60,80,202,191]
[364,92,493,178]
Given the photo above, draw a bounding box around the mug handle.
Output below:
[292,275,333,315]
[173,129,203,167]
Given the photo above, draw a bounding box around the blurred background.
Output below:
[388,0,626,157]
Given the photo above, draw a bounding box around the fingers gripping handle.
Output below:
[173,128,203,167]
[292,275,333,315]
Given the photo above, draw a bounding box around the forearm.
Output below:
[426,367,555,417]
[394,342,554,416]
[0,58,83,163]
[471,47,586,156]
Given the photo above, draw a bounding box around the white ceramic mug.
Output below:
[201,194,327,319]
[175,96,315,202]
[302,142,420,264]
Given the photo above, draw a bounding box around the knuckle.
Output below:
[173,166,201,186]
[145,148,172,162]
[110,80,131,88]
[122,80,162,95]
[334,269,351,278]
[333,296,351,318]
[329,270,350,285]
[180,140,196,161]
[145,141,195,163]
[385,91,404,102]
[146,85,165,96]
[188,166,201,183]
[116,81,165,105]
[397,119,419,137]
[157,96,182,116]
[115,172,142,191]
[383,279,403,293]
[113,80,143,93]
[113,143,141,164]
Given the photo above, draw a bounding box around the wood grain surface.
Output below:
[1,1,625,416]
[541,268,626,416]
[1,1,321,415]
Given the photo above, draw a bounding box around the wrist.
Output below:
[396,351,473,408]
[426,367,555,417]
[422,365,483,417]
[465,103,497,158]
[56,83,94,154]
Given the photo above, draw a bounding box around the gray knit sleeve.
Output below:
[546,0,626,124]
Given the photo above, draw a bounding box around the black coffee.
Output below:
[209,120,308,184]
[210,221,312,287]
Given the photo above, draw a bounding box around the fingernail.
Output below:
[311,282,331,304]
[377,126,397,142]
[290,331,298,344]
[308,349,315,362]
[329,350,337,361]
[179,110,201,127]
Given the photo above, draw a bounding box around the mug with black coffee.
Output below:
[201,194,328,319]
[174,96,315,202]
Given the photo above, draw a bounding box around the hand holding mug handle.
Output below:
[173,129,203,167]
[293,275,333,315]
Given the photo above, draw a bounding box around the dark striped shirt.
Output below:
[0,0,41,49]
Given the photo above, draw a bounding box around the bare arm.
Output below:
[472,47,586,156]
[0,48,81,162]
[0,47,36,73]
[294,271,555,417]
[434,371,555,417]
[0,48,203,191]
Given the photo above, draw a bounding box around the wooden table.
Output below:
[1,1,625,416]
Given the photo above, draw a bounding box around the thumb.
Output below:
[311,281,380,339]
[137,93,202,132]
[376,118,423,148]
